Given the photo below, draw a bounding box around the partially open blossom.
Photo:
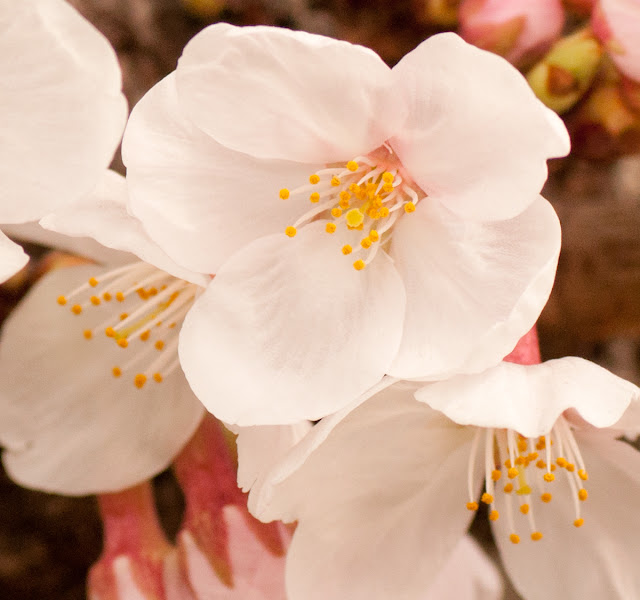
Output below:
[593,0,640,82]
[249,338,640,599]
[0,0,126,281]
[123,24,568,426]
[459,0,565,66]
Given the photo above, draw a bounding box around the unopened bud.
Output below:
[417,0,460,26]
[527,28,603,113]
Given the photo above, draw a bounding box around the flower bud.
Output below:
[416,0,460,26]
[459,0,565,66]
[592,0,640,82]
[527,28,603,114]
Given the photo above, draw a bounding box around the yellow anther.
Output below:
[346,161,359,172]
[353,259,366,271]
[541,493,552,503]
[520,504,530,515]
[342,245,352,255]
[578,489,588,501]
[517,439,528,453]
[481,493,494,504]
[90,295,100,306]
[382,171,394,183]
[325,223,337,234]
[489,510,500,521]
[578,469,589,481]
[508,467,519,479]
[134,373,147,389]
[112,367,122,378]
[516,485,532,496]
[369,230,380,242]
[339,197,350,210]
[504,483,514,493]
[279,188,290,200]
[368,208,379,219]
[491,469,502,482]
[349,183,359,193]
[382,183,394,193]
[155,340,164,351]
[331,207,343,218]
[285,226,297,238]
[120,313,128,320]
[310,192,320,203]
[515,456,525,465]
[83,330,93,340]
[331,176,341,187]
[345,208,364,228]
[543,473,555,482]
[140,330,151,342]
[105,327,116,338]
[536,459,546,469]
[89,277,99,287]
[379,206,390,218]
[116,292,125,302]
[117,338,129,349]
[103,292,112,302]
[71,304,82,315]
[528,452,539,460]
[531,532,543,541]
[566,463,575,472]
[361,237,372,249]
[153,372,163,383]
[57,295,67,306]
[574,518,585,528]
[536,438,546,450]
[509,534,520,545]
[466,501,479,511]
[309,174,320,184]
[550,464,557,471]
[504,459,512,468]
[404,202,416,213]
[556,457,568,468]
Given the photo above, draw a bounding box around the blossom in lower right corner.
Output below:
[249,357,640,600]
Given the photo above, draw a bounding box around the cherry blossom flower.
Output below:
[0,0,126,280]
[248,357,640,600]
[592,0,640,82]
[122,24,569,426]
[0,172,207,494]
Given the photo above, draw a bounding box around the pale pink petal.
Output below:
[179,222,406,425]
[259,387,482,600]
[40,170,207,286]
[415,357,639,437]
[494,432,640,599]
[0,229,28,283]
[0,0,127,223]
[390,33,569,221]
[175,23,405,163]
[388,195,561,380]
[425,536,503,600]
[0,265,205,495]
[123,74,319,275]
[598,0,640,82]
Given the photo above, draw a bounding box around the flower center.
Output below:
[56,262,199,388]
[279,145,425,271]
[466,417,589,544]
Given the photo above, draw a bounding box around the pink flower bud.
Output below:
[459,0,565,66]
[593,0,640,82]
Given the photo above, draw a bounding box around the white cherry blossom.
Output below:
[123,24,569,426]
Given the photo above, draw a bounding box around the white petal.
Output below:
[494,432,640,599]
[2,221,132,267]
[0,229,28,283]
[415,357,639,437]
[0,0,127,223]
[179,222,406,425]
[176,24,404,163]
[234,422,312,493]
[0,265,205,495]
[388,195,561,380]
[600,0,640,82]
[425,536,503,600]
[260,387,482,600]
[390,33,570,221]
[123,73,319,275]
[40,170,207,286]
